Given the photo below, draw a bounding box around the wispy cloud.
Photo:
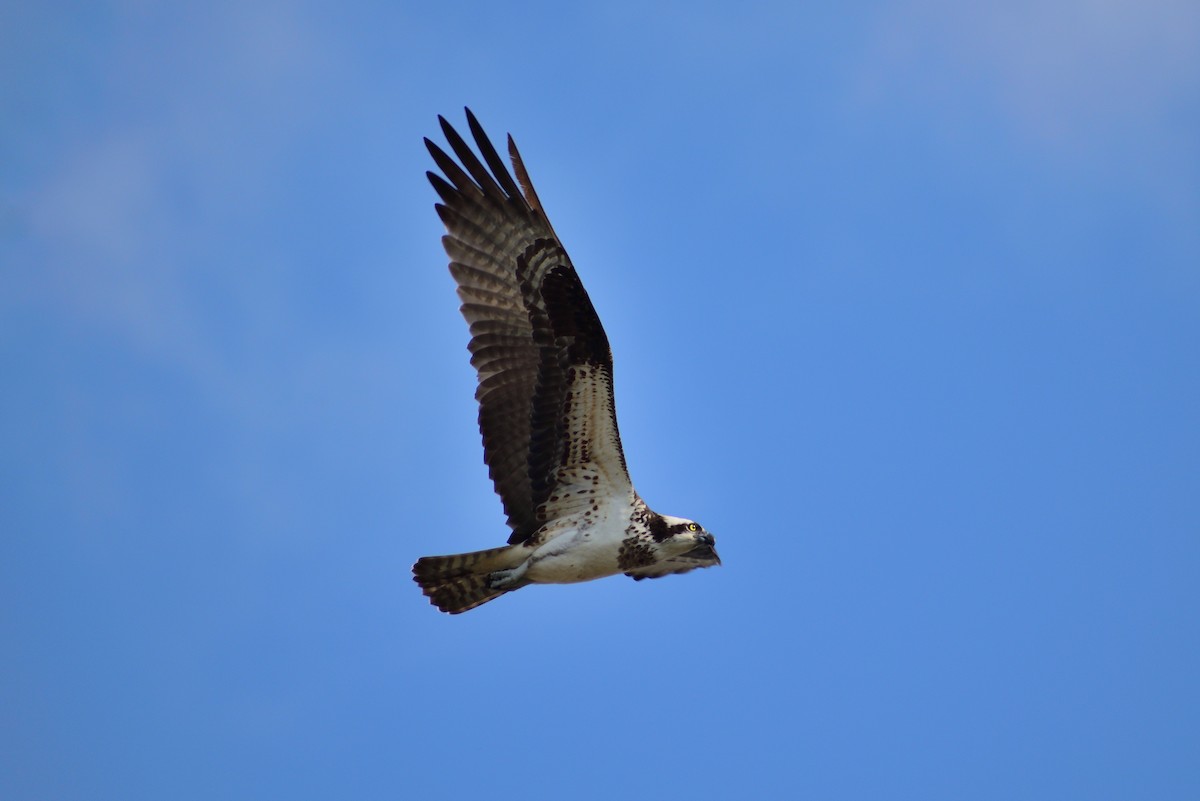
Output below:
[9,2,352,416]
[854,0,1200,157]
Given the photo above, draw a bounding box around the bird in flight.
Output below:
[413,110,720,613]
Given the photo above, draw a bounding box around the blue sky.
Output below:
[3,1,1198,799]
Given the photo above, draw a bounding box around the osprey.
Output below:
[413,110,720,614]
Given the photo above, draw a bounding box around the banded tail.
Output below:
[412,544,525,614]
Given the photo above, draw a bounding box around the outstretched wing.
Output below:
[426,109,631,544]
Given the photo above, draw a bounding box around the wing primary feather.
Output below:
[438,114,509,204]
[433,203,456,230]
[425,139,485,202]
[465,108,526,203]
[507,134,557,238]
[430,171,510,232]
[426,172,460,206]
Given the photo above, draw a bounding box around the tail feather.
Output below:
[422,575,508,614]
[413,544,526,614]
[413,544,522,582]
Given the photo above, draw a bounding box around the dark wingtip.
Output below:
[434,203,454,227]
[427,171,457,203]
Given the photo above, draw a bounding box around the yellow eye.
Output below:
[686,523,699,532]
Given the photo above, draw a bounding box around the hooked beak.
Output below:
[683,533,721,565]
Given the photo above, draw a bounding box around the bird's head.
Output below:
[656,514,721,565]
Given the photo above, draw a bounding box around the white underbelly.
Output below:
[524,513,627,584]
